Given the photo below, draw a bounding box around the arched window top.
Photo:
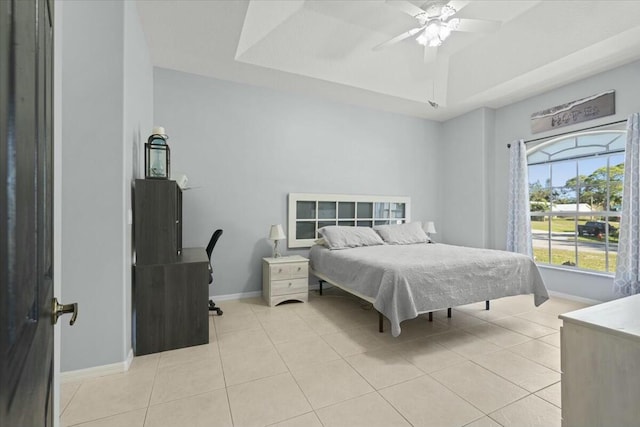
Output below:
[528,130,626,164]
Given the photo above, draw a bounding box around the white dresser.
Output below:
[560,294,640,427]
[262,255,309,307]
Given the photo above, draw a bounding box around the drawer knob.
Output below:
[278,268,282,273]
[289,282,292,286]
[297,267,301,271]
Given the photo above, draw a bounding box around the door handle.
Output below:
[52,298,78,325]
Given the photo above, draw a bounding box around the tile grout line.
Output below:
[141,354,161,426]
[221,305,310,426]
[59,381,83,418]
[209,314,237,427]
[419,335,559,419]
[485,391,545,420]
[63,364,159,426]
[264,305,332,426]
[425,367,513,418]
[533,380,562,409]
[465,354,555,393]
[374,387,422,427]
[502,344,561,373]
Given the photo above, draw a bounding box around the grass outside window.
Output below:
[533,247,617,273]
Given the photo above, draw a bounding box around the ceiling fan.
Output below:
[374,0,500,62]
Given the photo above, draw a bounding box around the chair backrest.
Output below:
[206,229,223,260]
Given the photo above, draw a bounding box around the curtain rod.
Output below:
[506,119,627,148]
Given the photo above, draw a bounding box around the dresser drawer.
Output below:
[271,278,308,296]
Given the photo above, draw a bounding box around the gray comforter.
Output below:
[309,243,549,337]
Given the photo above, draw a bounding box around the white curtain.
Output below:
[614,113,640,297]
[506,139,533,257]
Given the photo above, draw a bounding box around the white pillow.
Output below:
[374,222,429,245]
[318,226,384,250]
[313,237,328,247]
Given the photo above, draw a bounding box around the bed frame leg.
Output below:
[319,280,324,296]
[486,300,490,311]
[378,312,384,333]
[447,308,452,318]
[428,312,433,322]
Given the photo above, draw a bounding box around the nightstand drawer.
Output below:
[289,263,308,279]
[270,262,308,280]
[271,278,308,296]
[270,264,291,280]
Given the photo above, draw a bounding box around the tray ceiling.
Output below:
[137,0,640,120]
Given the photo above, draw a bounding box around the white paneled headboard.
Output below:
[287,193,411,248]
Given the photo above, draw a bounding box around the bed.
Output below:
[309,242,549,337]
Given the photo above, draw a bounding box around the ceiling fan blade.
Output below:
[447,0,470,13]
[453,18,500,33]
[373,26,424,51]
[424,46,437,63]
[386,0,425,18]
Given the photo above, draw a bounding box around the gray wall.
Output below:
[60,1,152,372]
[439,108,495,248]
[154,68,441,297]
[440,60,640,302]
[123,1,154,361]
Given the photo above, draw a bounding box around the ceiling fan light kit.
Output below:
[416,17,459,47]
[376,1,496,55]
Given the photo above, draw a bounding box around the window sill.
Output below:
[537,263,614,279]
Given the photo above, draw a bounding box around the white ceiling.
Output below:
[137,0,640,121]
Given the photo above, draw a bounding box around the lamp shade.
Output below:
[425,221,437,234]
[269,224,286,241]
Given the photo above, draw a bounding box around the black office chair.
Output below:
[206,229,223,316]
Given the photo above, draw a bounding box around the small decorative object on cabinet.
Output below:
[560,294,640,427]
[262,255,309,306]
[145,126,170,179]
[268,224,286,258]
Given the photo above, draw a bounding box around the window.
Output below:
[287,193,410,248]
[527,127,625,273]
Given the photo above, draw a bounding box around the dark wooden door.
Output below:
[1,0,55,425]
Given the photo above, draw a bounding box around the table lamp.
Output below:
[425,221,437,241]
[269,224,286,258]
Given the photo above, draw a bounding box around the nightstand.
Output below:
[262,255,309,307]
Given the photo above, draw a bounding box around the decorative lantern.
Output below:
[145,126,170,179]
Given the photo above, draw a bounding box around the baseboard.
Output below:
[209,282,334,302]
[124,348,134,371]
[548,290,602,305]
[210,290,262,301]
[61,348,134,383]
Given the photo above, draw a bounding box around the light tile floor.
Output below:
[60,289,591,427]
